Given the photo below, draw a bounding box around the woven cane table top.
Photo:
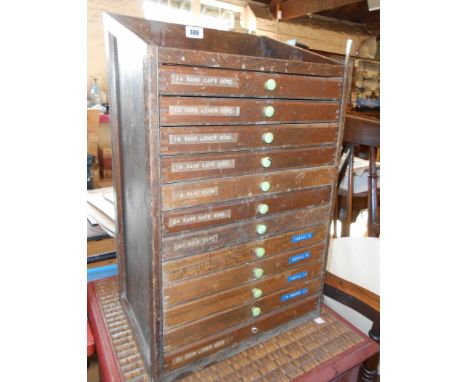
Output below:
[88,277,378,382]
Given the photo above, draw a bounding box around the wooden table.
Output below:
[338,111,380,237]
[88,277,379,382]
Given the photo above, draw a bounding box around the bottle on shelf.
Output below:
[88,78,102,107]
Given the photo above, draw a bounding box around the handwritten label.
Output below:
[291,232,313,243]
[185,26,203,39]
[169,210,231,227]
[169,105,240,117]
[288,271,308,283]
[173,234,218,251]
[280,288,308,302]
[169,133,238,145]
[172,187,218,201]
[171,73,238,87]
[172,338,227,366]
[171,159,235,173]
[288,251,311,264]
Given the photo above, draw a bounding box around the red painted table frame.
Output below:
[88,277,379,382]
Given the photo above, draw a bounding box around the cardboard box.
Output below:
[87,108,100,134]
[102,169,113,179]
[87,133,99,159]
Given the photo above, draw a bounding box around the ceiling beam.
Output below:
[271,0,363,20]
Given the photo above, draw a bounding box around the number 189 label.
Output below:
[186,26,204,39]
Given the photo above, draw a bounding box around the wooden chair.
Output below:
[323,237,380,382]
[334,112,380,238]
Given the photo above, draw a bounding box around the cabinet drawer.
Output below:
[162,166,336,210]
[163,256,324,306]
[162,205,329,260]
[164,267,323,329]
[163,225,327,284]
[163,282,320,351]
[161,146,335,183]
[160,123,338,155]
[164,295,320,371]
[162,187,330,234]
[160,97,340,126]
[159,66,342,100]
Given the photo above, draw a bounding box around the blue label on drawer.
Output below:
[280,288,308,302]
[291,232,313,243]
[288,271,308,283]
[288,251,311,264]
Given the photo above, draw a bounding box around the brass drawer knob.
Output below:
[264,79,277,91]
[254,247,265,258]
[263,105,275,118]
[252,288,263,299]
[260,157,272,168]
[262,132,274,144]
[251,306,261,317]
[260,181,270,192]
[253,267,264,279]
[256,224,267,235]
[257,203,269,215]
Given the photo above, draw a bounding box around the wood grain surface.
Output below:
[164,276,322,330]
[163,296,320,370]
[163,287,321,351]
[161,166,336,210]
[161,205,329,259]
[161,187,330,234]
[163,257,324,306]
[160,97,340,126]
[160,123,338,155]
[160,146,335,182]
[159,65,342,99]
[162,225,327,283]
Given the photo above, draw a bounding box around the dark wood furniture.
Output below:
[104,13,353,380]
[88,277,379,382]
[334,112,380,237]
[324,270,380,382]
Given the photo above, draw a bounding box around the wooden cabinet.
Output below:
[105,13,352,381]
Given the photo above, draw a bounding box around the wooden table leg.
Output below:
[359,321,380,382]
[342,144,354,237]
[367,147,379,237]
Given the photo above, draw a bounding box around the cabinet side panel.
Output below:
[111,32,153,359]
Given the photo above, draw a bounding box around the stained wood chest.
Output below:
[104,13,352,381]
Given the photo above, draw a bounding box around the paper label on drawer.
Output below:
[169,133,238,145]
[173,234,218,251]
[288,271,308,283]
[291,232,313,243]
[288,251,311,264]
[171,73,238,87]
[172,338,227,366]
[168,209,231,227]
[169,105,240,117]
[171,159,235,173]
[185,25,203,39]
[280,288,308,302]
[172,187,218,200]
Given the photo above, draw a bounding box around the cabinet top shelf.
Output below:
[104,13,343,66]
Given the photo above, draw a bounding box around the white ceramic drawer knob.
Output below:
[251,306,261,317]
[257,203,269,215]
[260,181,270,192]
[262,132,274,144]
[260,157,272,168]
[253,267,264,279]
[252,288,263,299]
[263,105,275,118]
[254,247,265,258]
[264,79,277,91]
[256,224,267,235]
